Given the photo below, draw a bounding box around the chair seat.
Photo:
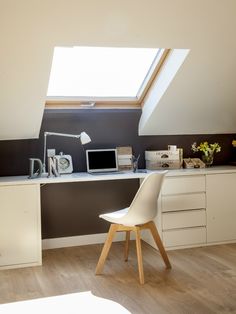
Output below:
[99,208,129,224]
[99,207,155,227]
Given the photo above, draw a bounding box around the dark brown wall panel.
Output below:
[41,180,139,239]
[0,109,235,177]
[0,109,235,239]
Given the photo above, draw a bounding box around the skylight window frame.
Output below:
[45,48,171,109]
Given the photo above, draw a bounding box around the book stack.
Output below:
[116,146,133,171]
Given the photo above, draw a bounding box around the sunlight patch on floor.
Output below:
[0,291,131,314]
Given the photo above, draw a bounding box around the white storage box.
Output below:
[145,149,182,170]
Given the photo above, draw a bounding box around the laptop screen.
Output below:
[86,149,118,173]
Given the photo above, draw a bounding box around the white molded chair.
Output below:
[95,171,171,284]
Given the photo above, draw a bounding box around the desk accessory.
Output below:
[183,158,205,169]
[47,157,60,177]
[191,141,221,167]
[43,131,91,175]
[54,152,73,174]
[145,149,182,170]
[131,154,140,172]
[116,146,133,171]
[168,145,177,151]
[28,158,43,179]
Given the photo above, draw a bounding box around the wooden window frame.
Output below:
[45,49,171,110]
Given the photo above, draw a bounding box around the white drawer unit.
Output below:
[144,169,236,250]
[162,209,206,230]
[152,175,207,249]
[163,227,207,248]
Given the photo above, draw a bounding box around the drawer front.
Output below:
[162,209,206,230]
[162,193,206,212]
[162,175,205,195]
[163,227,206,247]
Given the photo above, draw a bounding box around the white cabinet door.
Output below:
[0,184,41,268]
[206,173,236,243]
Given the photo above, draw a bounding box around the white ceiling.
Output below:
[1,0,236,139]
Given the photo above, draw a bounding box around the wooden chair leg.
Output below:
[148,221,171,269]
[135,226,145,284]
[95,224,118,275]
[124,231,130,262]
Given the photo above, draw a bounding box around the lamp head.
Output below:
[80,132,91,145]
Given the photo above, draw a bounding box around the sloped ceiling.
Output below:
[139,17,236,134]
[1,0,236,139]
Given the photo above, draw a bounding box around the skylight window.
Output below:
[47,46,165,101]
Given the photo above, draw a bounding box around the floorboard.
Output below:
[0,242,236,314]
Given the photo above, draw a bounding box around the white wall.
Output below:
[1,0,236,139]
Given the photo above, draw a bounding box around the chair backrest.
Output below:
[121,171,167,226]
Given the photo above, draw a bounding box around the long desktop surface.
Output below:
[0,166,236,186]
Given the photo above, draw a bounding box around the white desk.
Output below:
[1,165,236,269]
[0,170,148,270]
[1,165,236,186]
[0,170,148,186]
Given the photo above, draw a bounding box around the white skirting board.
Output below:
[42,232,136,250]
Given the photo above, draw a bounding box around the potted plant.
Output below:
[191,141,221,167]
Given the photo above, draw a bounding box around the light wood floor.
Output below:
[0,242,236,314]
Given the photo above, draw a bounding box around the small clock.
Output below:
[54,152,73,174]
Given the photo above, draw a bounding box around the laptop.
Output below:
[86,149,119,174]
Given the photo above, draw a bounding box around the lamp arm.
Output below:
[44,131,80,139]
